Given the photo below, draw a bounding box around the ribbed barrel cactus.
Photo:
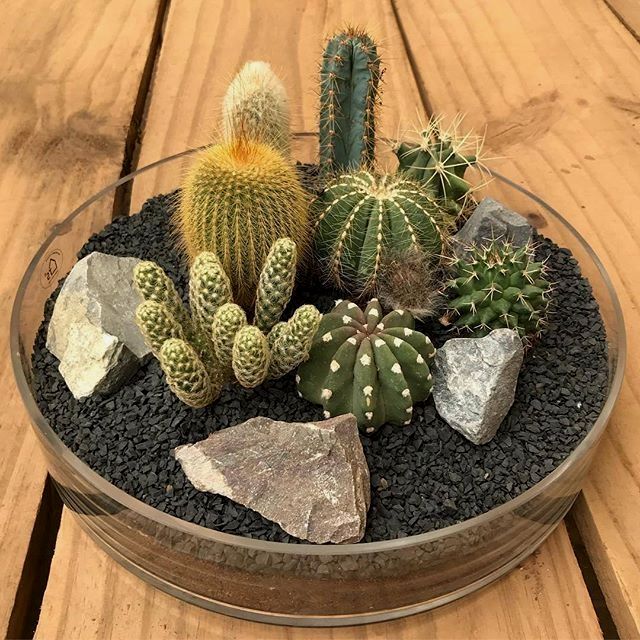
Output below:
[446,239,551,338]
[177,138,310,309]
[319,27,382,174]
[314,171,447,293]
[297,299,436,433]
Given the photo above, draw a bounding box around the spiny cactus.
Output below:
[445,239,551,339]
[394,114,484,214]
[222,61,291,155]
[232,325,271,388]
[133,253,232,408]
[314,170,447,294]
[297,299,436,433]
[177,138,310,309]
[211,302,247,369]
[319,27,382,174]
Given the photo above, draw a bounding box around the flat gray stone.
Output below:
[174,415,371,544]
[47,252,150,399]
[452,197,533,256]
[433,329,524,445]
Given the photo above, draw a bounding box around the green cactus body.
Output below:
[135,300,185,356]
[232,325,271,388]
[268,304,322,379]
[254,238,297,333]
[189,252,233,335]
[178,139,310,310]
[314,171,446,293]
[211,302,247,369]
[447,240,551,338]
[297,299,435,433]
[159,339,220,408]
[222,61,291,155]
[319,28,382,174]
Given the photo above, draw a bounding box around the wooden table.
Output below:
[2,1,639,638]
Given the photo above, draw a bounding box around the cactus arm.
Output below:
[189,252,233,335]
[135,301,184,356]
[211,302,247,369]
[159,339,218,409]
[254,238,297,334]
[232,326,270,388]
[352,338,383,432]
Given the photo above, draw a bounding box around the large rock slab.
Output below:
[433,329,524,445]
[47,252,150,399]
[453,197,533,256]
[174,415,371,544]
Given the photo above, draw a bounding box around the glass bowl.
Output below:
[11,142,626,627]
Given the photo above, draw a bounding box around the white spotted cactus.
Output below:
[296,299,436,433]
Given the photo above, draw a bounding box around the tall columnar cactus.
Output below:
[314,170,447,294]
[177,138,310,309]
[446,239,551,339]
[297,299,436,433]
[222,61,291,155]
[394,114,483,214]
[319,27,382,174]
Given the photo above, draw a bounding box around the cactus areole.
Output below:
[297,299,436,433]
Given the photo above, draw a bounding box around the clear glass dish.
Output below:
[11,142,626,627]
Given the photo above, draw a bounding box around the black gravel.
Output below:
[31,188,609,543]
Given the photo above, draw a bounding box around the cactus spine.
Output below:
[177,138,310,309]
[319,27,382,174]
[222,61,291,155]
[297,299,436,433]
[446,239,551,339]
[314,171,447,294]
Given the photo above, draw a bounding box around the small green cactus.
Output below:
[446,239,551,338]
[394,114,484,214]
[232,325,271,388]
[211,302,247,369]
[314,170,447,294]
[135,300,184,355]
[254,238,297,334]
[297,299,436,433]
[189,251,233,335]
[222,61,291,155]
[319,27,382,174]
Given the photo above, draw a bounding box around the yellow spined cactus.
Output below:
[177,138,310,309]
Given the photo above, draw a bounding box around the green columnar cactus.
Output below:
[189,251,233,336]
[222,61,291,155]
[268,305,322,379]
[135,301,185,355]
[232,326,271,388]
[178,138,310,309]
[254,238,297,333]
[159,339,217,409]
[394,115,482,213]
[319,27,382,174]
[314,171,447,294]
[446,239,551,338]
[211,302,248,369]
[297,299,436,433]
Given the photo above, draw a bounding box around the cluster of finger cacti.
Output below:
[297,299,436,433]
[134,239,321,407]
[445,239,551,339]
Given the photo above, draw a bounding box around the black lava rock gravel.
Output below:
[31,190,609,543]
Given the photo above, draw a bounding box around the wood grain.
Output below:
[604,0,640,40]
[393,0,640,636]
[36,513,601,640]
[34,1,603,638]
[0,1,162,636]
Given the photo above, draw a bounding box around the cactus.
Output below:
[314,170,447,294]
[445,239,551,339]
[394,114,484,214]
[133,253,232,408]
[297,299,436,433]
[319,27,382,174]
[232,325,271,388]
[222,61,291,155]
[254,238,297,333]
[177,138,310,309]
[211,302,248,369]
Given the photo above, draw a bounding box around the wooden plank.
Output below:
[604,0,640,40]
[393,0,640,637]
[37,513,601,640]
[0,1,163,637]
[36,1,602,638]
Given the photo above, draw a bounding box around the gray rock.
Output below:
[452,197,533,256]
[433,329,524,445]
[47,252,150,399]
[174,415,371,544]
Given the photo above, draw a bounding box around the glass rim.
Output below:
[10,145,627,556]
